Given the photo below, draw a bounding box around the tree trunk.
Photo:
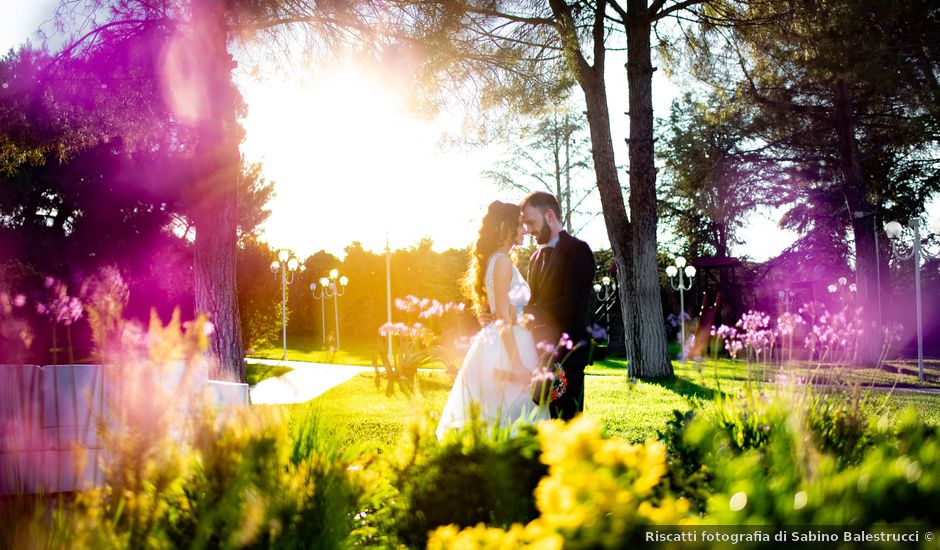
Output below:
[625,0,671,377]
[579,72,640,374]
[834,80,882,366]
[192,0,245,382]
[548,0,671,378]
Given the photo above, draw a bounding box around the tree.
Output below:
[386,0,711,377]
[484,102,597,234]
[44,0,370,380]
[657,92,788,258]
[0,36,273,367]
[236,237,282,351]
[672,0,940,363]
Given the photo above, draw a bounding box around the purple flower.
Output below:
[587,324,607,340]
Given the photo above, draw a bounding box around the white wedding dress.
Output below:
[436,252,550,440]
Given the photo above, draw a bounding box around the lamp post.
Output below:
[318,268,348,350]
[310,281,328,349]
[592,276,617,343]
[270,249,303,361]
[385,235,393,363]
[884,217,940,381]
[778,289,796,314]
[665,256,696,361]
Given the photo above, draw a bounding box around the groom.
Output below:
[521,191,596,421]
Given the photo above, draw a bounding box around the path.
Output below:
[247,358,373,405]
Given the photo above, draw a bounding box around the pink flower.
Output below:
[517,312,535,327]
[419,301,445,318]
[536,341,556,354]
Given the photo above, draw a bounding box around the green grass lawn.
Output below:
[247,335,454,369]
[587,356,940,388]
[279,372,450,454]
[245,363,294,385]
[248,336,377,366]
[275,359,940,453]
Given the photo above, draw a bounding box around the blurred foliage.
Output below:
[0,41,271,364]
[1,297,361,550]
[426,416,696,549]
[360,415,547,548]
[665,381,940,527]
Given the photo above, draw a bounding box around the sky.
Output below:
[3,2,935,263]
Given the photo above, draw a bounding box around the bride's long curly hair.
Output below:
[463,201,521,316]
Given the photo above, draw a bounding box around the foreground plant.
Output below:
[3,267,361,549]
[427,416,697,549]
[375,295,467,395]
[667,382,940,528]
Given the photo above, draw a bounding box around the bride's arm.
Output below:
[493,255,530,382]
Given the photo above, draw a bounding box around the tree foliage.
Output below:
[664,0,940,363]
[484,102,598,234]
[658,92,790,258]
[0,39,273,364]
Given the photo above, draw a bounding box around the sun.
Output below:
[238,64,494,259]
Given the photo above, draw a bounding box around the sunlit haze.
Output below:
[238,65,506,258]
[5,2,937,262]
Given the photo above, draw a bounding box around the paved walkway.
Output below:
[247,359,373,405]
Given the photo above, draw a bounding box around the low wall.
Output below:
[0,364,248,495]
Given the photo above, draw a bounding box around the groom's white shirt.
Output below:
[541,234,560,249]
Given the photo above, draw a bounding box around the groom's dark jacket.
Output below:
[525,231,595,419]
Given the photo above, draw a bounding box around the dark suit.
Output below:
[525,231,595,420]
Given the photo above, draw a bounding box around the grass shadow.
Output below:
[245,363,293,385]
[417,372,453,393]
[645,375,723,401]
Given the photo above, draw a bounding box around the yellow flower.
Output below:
[427,522,563,550]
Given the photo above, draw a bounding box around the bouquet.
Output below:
[527,325,606,406]
[530,360,567,405]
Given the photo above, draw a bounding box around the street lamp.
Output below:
[665,256,696,361]
[778,289,796,314]
[310,281,328,349]
[317,269,349,349]
[592,275,617,344]
[270,249,304,361]
[884,217,940,381]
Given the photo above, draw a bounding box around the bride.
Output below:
[436,201,549,439]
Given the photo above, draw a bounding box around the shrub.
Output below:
[804,388,878,464]
[375,414,546,548]
[671,383,940,527]
[427,416,697,549]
